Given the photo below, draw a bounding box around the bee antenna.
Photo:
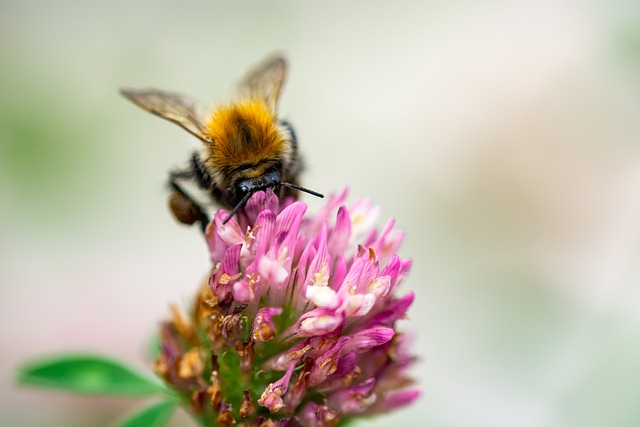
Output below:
[223,191,253,224]
[281,182,325,199]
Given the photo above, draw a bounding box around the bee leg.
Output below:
[168,176,210,232]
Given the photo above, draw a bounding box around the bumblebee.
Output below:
[121,56,323,230]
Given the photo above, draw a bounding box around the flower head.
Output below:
[155,189,419,426]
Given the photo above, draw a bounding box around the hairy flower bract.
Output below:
[155,189,419,427]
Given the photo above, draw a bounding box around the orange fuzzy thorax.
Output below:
[203,99,286,171]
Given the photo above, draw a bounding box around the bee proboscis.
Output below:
[121,55,323,230]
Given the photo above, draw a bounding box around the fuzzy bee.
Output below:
[120,56,323,231]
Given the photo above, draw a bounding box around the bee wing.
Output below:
[120,88,210,142]
[236,56,287,113]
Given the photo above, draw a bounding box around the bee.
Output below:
[120,56,323,231]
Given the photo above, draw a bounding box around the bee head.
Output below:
[231,170,282,204]
[223,170,282,224]
[222,170,324,225]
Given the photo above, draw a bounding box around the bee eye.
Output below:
[264,170,281,187]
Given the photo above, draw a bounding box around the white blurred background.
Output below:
[1,1,640,426]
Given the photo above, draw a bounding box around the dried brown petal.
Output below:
[219,272,243,285]
[315,405,339,427]
[233,304,248,314]
[178,347,204,379]
[258,419,277,427]
[153,354,169,376]
[216,404,237,426]
[170,304,197,344]
[236,341,255,374]
[240,389,256,418]
[209,372,223,409]
[251,316,277,342]
[210,352,220,372]
[286,369,310,411]
[194,277,217,325]
[219,292,235,312]
[190,387,207,414]
[221,313,244,345]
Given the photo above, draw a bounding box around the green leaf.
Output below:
[115,400,176,427]
[17,353,166,396]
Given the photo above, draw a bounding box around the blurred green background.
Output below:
[2,1,640,426]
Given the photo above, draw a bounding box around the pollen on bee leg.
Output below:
[169,190,202,225]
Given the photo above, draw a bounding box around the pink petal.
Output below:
[304,224,331,286]
[328,378,377,414]
[367,275,390,298]
[209,244,242,297]
[299,402,339,427]
[275,201,307,239]
[380,255,402,286]
[295,308,344,337]
[340,292,376,317]
[330,255,347,291]
[266,339,312,371]
[253,210,277,257]
[327,206,351,258]
[251,307,283,342]
[338,246,379,295]
[366,291,415,327]
[308,336,350,387]
[306,187,349,236]
[232,277,255,302]
[322,351,357,391]
[205,211,234,263]
[375,389,421,412]
[258,362,296,413]
[288,242,313,311]
[370,218,405,262]
[345,327,394,353]
[258,255,289,286]
[305,284,339,309]
[244,189,279,225]
[391,258,413,293]
[299,315,343,336]
[221,243,241,276]
[213,210,246,247]
[348,198,381,244]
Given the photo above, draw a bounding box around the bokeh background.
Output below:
[2,1,640,426]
